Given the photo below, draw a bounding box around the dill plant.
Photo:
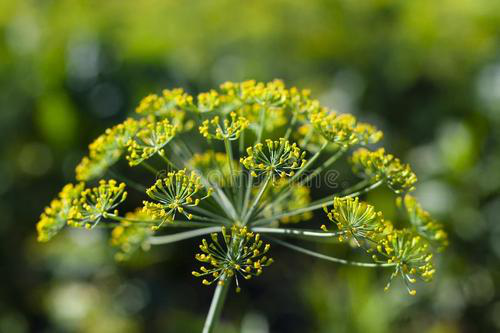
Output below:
[37,80,447,332]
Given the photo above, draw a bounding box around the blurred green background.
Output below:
[1,0,500,332]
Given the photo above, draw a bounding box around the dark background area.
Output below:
[1,1,499,332]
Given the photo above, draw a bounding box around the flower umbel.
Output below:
[37,80,446,331]
[199,112,249,140]
[36,183,84,242]
[126,118,177,166]
[68,180,127,229]
[192,226,273,292]
[142,169,212,228]
[241,138,307,178]
[322,197,385,244]
[350,148,417,193]
[374,230,435,295]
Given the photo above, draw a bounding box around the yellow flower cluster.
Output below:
[350,148,417,193]
[126,118,178,166]
[322,195,444,295]
[142,169,212,228]
[192,226,273,292]
[198,112,249,140]
[310,110,383,149]
[110,209,153,261]
[76,118,139,181]
[374,230,435,295]
[68,180,127,229]
[36,183,85,242]
[322,197,386,243]
[397,195,448,250]
[241,138,307,178]
[135,89,194,116]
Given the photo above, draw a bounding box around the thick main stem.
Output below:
[202,278,231,333]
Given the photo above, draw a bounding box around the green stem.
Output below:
[289,141,328,183]
[243,174,271,224]
[223,138,237,189]
[140,161,158,175]
[300,147,345,186]
[283,112,297,141]
[268,236,395,268]
[256,107,266,143]
[202,277,231,333]
[252,227,344,239]
[149,226,222,245]
[158,151,177,170]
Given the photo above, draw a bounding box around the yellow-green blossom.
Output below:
[374,229,435,295]
[68,180,127,229]
[322,197,385,243]
[142,169,212,228]
[126,118,177,166]
[76,118,139,181]
[192,226,273,292]
[310,110,383,149]
[240,139,307,178]
[199,112,249,140]
[350,148,417,193]
[36,183,85,242]
[135,89,194,116]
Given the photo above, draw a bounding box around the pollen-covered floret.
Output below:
[240,139,307,179]
[126,118,177,166]
[76,118,139,181]
[199,112,249,140]
[310,110,383,149]
[36,183,85,242]
[397,195,448,250]
[192,226,273,292]
[350,148,417,193]
[374,229,435,295]
[110,209,154,261]
[322,197,386,244]
[68,180,127,229]
[142,169,212,229]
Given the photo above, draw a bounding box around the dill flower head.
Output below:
[198,112,249,140]
[192,226,273,292]
[126,118,178,166]
[136,89,194,116]
[310,110,383,149]
[37,80,445,301]
[76,118,139,181]
[142,169,212,228]
[322,197,385,243]
[374,230,435,295]
[241,138,307,178]
[350,147,417,193]
[68,180,127,229]
[37,183,84,242]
